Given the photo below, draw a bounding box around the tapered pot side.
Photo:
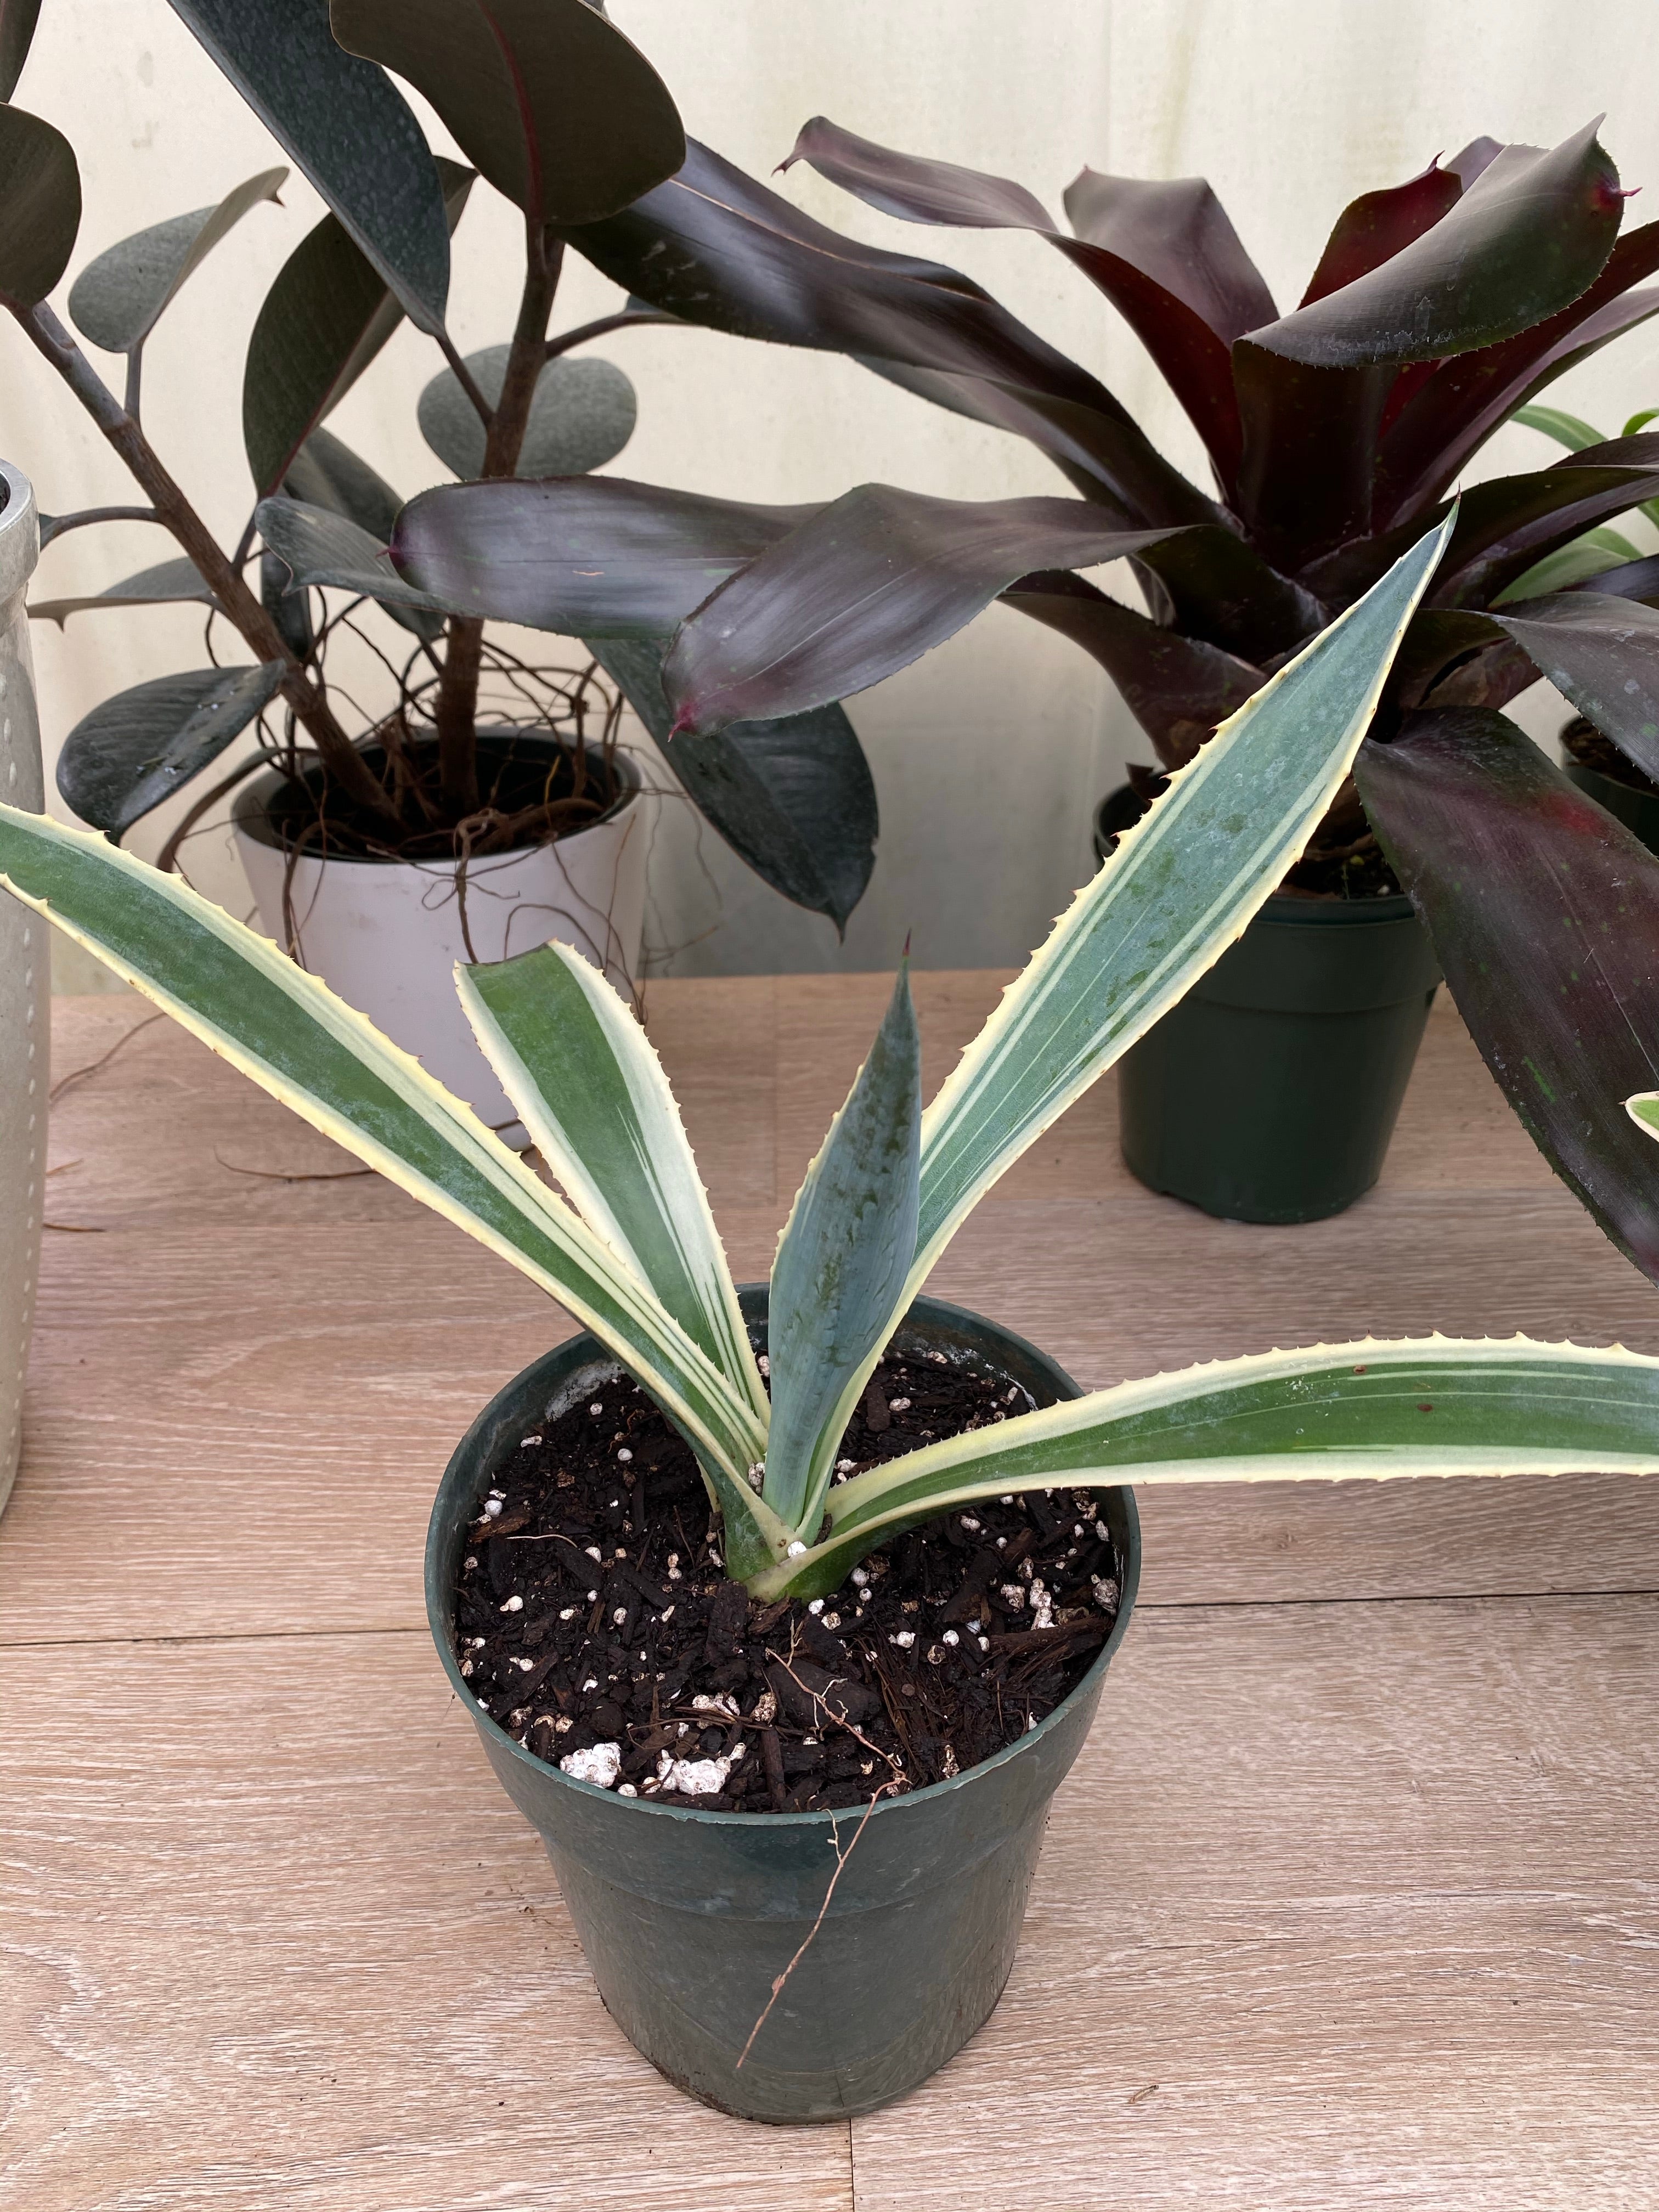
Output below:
[0,462,43,1517]
[233,735,651,1132]
[1096,792,1441,1224]
[426,1287,1141,2123]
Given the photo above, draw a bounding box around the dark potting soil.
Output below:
[1562,714,1659,797]
[451,1355,1122,1815]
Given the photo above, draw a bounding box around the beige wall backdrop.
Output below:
[14,1,1659,990]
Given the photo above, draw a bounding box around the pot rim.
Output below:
[0,460,38,610]
[232,730,644,866]
[426,1289,1141,1831]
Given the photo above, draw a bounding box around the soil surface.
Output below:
[1562,715,1659,798]
[451,1354,1123,1814]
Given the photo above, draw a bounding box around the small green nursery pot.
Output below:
[1562,761,1659,856]
[1099,792,1440,1223]
[426,1286,1140,2124]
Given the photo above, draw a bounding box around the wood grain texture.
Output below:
[851,1594,1659,2211]
[0,1632,854,2212]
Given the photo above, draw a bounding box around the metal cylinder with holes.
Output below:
[0,460,44,1513]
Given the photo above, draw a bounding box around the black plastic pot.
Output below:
[426,1286,1141,2123]
[1096,792,1441,1224]
[1562,760,1659,856]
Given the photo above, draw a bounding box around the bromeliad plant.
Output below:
[388,108,1659,1282]
[5,518,1659,1607]
[0,1,876,931]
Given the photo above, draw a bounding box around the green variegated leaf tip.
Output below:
[1625,1091,1659,1142]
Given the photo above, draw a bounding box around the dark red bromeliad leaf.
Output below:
[1357,707,1659,1285]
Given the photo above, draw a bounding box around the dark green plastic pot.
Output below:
[1096,792,1440,1224]
[1563,759,1659,855]
[426,1285,1140,2123]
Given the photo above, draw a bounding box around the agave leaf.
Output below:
[1357,706,1659,1286]
[30,556,216,626]
[906,512,1453,1301]
[0,802,771,1487]
[393,476,821,639]
[68,167,286,354]
[1249,123,1622,369]
[1300,160,1463,306]
[417,348,635,480]
[764,964,921,1535]
[54,664,282,839]
[166,0,452,332]
[1491,591,1659,779]
[456,942,766,1426]
[590,637,877,934]
[0,102,78,304]
[661,486,1178,735]
[754,1337,1659,1599]
[242,156,473,496]
[0,0,41,101]
[257,496,448,641]
[330,0,684,226]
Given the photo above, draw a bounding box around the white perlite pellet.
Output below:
[617,1447,633,1462]
[890,1630,916,1649]
[500,1595,523,1613]
[560,1741,622,1789]
[482,1498,504,1519]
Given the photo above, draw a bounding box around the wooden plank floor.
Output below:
[4,983,1657,2208]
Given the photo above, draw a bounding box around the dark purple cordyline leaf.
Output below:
[1247,122,1621,368]
[1492,590,1659,779]
[563,140,1211,527]
[1412,634,1542,714]
[784,117,1248,484]
[1131,526,1325,662]
[1447,138,1504,189]
[660,484,1179,735]
[1299,160,1463,306]
[330,0,683,225]
[1001,569,1263,768]
[1357,706,1659,1286]
[1062,168,1277,341]
[392,475,821,638]
[1380,607,1505,707]
[1375,227,1659,527]
[1560,550,1659,605]
[1231,347,1391,566]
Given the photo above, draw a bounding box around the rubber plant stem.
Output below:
[431,222,563,815]
[10,301,399,826]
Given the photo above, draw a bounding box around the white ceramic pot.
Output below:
[233,740,650,1132]
[0,460,44,1516]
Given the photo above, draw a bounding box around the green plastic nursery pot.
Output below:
[426,1286,1140,2124]
[1562,760,1659,856]
[1098,792,1440,1224]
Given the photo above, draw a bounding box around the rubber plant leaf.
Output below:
[166,0,452,332]
[255,496,448,640]
[330,0,684,225]
[0,103,78,304]
[783,116,1257,490]
[756,1338,1659,1600]
[242,155,473,496]
[1356,705,1659,1286]
[1246,122,1622,368]
[1491,591,1659,780]
[589,637,877,934]
[0,803,771,1486]
[562,139,1211,530]
[661,487,1181,735]
[905,511,1454,1302]
[0,0,41,101]
[456,942,767,1430]
[30,556,216,627]
[67,168,286,354]
[54,664,281,839]
[393,476,821,640]
[418,348,635,479]
[764,962,921,1534]
[282,425,402,545]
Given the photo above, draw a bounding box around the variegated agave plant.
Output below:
[5,516,1659,1596]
